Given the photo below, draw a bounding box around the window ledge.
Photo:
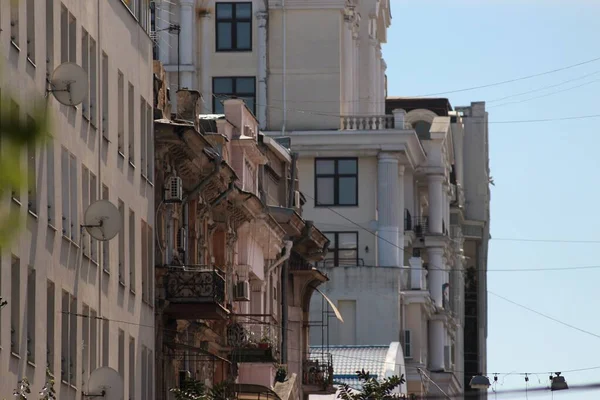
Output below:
[12,197,22,206]
[48,222,58,232]
[61,235,81,249]
[27,57,37,68]
[102,268,111,276]
[119,280,126,287]
[130,289,136,295]
[128,160,136,169]
[11,352,21,359]
[10,41,21,51]
[118,150,125,159]
[28,210,39,219]
[27,360,36,368]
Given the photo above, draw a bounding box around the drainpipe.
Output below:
[183,203,189,264]
[281,153,297,364]
[266,240,293,277]
[166,204,174,265]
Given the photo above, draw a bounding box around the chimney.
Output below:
[393,108,407,129]
[176,89,203,127]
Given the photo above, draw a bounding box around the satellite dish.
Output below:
[48,62,88,106]
[83,200,121,241]
[86,366,124,400]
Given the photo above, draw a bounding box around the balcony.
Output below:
[303,351,336,395]
[340,115,396,130]
[163,265,228,320]
[406,216,448,237]
[228,316,280,363]
[316,258,365,268]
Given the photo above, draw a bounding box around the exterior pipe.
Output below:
[183,202,189,264]
[266,240,293,277]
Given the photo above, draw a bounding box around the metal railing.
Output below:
[227,315,280,362]
[316,258,365,268]
[304,351,334,388]
[164,265,226,306]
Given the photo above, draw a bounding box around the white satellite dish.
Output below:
[86,366,124,400]
[48,62,88,106]
[83,200,122,241]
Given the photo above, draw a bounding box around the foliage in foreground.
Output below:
[170,380,235,400]
[338,369,406,400]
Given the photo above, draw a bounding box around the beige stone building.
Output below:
[0,0,155,398]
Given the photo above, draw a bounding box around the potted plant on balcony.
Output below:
[258,335,271,350]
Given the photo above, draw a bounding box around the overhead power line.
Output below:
[412,54,600,97]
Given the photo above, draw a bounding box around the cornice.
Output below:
[268,0,346,10]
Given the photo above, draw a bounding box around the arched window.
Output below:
[413,120,432,140]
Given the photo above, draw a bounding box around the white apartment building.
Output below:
[153,1,489,399]
[0,1,154,399]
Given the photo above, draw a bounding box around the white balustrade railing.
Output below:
[340,115,395,130]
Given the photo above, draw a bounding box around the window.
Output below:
[46,139,56,227]
[101,184,110,273]
[413,120,431,140]
[141,346,148,400]
[11,256,21,355]
[129,209,136,293]
[26,267,36,363]
[26,0,35,63]
[404,330,412,359]
[129,336,135,399]
[60,5,76,64]
[10,0,19,48]
[90,308,97,372]
[89,37,98,125]
[102,318,109,367]
[212,77,255,114]
[323,232,358,266]
[117,71,125,156]
[128,82,135,165]
[102,52,109,140]
[140,97,147,177]
[145,102,153,182]
[315,158,358,206]
[118,329,125,393]
[82,166,98,262]
[61,290,77,383]
[46,0,54,70]
[118,199,125,285]
[27,137,37,215]
[141,220,148,303]
[215,2,252,52]
[47,281,55,373]
[82,304,89,378]
[61,148,78,240]
[10,100,21,203]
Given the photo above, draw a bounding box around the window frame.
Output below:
[314,157,359,207]
[212,76,256,114]
[323,231,359,267]
[215,2,253,52]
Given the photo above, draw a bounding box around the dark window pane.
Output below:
[213,78,233,94]
[338,233,357,249]
[236,22,252,50]
[216,22,232,50]
[239,97,255,114]
[413,121,431,139]
[216,3,233,19]
[316,160,335,175]
[324,233,336,246]
[338,250,357,263]
[338,177,356,205]
[316,177,335,205]
[236,78,255,94]
[213,96,228,113]
[338,159,357,174]
[236,3,252,18]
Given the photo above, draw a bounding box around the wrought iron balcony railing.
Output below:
[164,265,225,306]
[315,258,365,268]
[227,315,280,363]
[304,351,334,391]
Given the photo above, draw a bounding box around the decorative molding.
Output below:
[268,0,346,9]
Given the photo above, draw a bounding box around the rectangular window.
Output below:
[10,0,19,48]
[90,308,97,374]
[69,153,78,241]
[146,102,153,183]
[90,172,98,261]
[141,220,148,303]
[26,0,35,63]
[141,346,148,400]
[82,304,90,379]
[61,291,69,381]
[128,83,135,165]
[322,232,358,267]
[140,96,147,177]
[148,350,154,399]
[129,209,136,293]
[118,199,125,285]
[212,76,255,114]
[404,330,412,359]
[46,0,54,70]
[60,4,68,63]
[60,291,77,383]
[118,329,125,391]
[47,281,55,373]
[102,184,110,273]
[129,336,135,399]
[215,2,252,52]
[315,158,358,206]
[27,137,37,215]
[47,139,56,227]
[68,10,76,63]
[147,224,154,303]
[102,52,109,139]
[69,294,77,384]
[26,267,36,364]
[10,100,21,203]
[82,165,90,256]
[61,147,69,236]
[117,71,125,155]
[102,318,109,367]
[81,29,90,119]
[89,37,98,125]
[11,256,21,355]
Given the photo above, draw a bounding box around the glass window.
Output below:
[322,232,359,267]
[212,77,256,114]
[216,2,252,51]
[314,158,358,206]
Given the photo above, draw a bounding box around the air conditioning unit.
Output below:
[233,280,250,302]
[293,190,301,208]
[164,176,183,203]
[176,227,186,251]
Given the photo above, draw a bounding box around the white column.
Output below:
[342,19,354,115]
[352,34,359,114]
[201,14,212,109]
[428,174,444,234]
[397,165,405,264]
[369,38,378,114]
[429,318,445,371]
[427,247,444,307]
[381,59,387,114]
[257,10,268,128]
[374,45,382,113]
[377,153,400,267]
[179,0,194,89]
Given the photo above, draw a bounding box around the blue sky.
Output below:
[383,1,600,399]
